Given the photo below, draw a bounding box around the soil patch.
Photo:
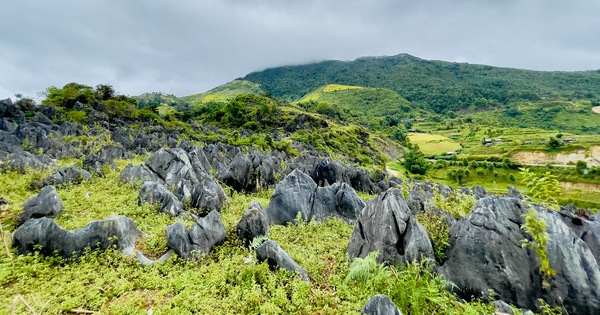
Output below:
[560,181,600,191]
[512,146,600,166]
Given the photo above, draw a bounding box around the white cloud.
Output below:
[1,0,599,99]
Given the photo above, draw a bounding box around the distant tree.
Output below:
[94,84,116,101]
[403,147,429,175]
[546,137,562,150]
[576,160,588,174]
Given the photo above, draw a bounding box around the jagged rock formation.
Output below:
[1,151,54,173]
[18,186,63,227]
[138,181,185,217]
[36,164,92,188]
[361,294,403,315]
[165,210,226,259]
[12,215,140,258]
[347,188,434,264]
[441,196,600,314]
[265,169,365,225]
[236,201,269,245]
[255,240,309,281]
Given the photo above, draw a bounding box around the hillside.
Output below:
[295,84,415,118]
[182,79,264,108]
[243,54,600,113]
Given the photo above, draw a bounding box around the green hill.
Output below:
[183,79,264,108]
[295,84,415,118]
[243,54,600,113]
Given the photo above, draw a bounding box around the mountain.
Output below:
[243,54,600,113]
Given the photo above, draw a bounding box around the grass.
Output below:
[408,133,461,155]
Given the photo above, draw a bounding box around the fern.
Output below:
[345,251,389,283]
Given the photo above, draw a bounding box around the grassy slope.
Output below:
[295,84,414,118]
[183,79,264,108]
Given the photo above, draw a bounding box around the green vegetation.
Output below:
[407,133,461,155]
[183,79,264,107]
[403,147,429,175]
[244,54,600,114]
[521,208,555,288]
[344,252,494,314]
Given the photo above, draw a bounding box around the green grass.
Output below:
[184,79,264,108]
[408,133,461,155]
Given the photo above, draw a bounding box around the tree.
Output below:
[94,84,116,100]
[546,137,561,150]
[519,168,560,207]
[403,148,429,175]
[576,160,588,174]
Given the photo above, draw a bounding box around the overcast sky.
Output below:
[1,0,599,100]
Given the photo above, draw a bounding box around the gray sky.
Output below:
[1,0,599,100]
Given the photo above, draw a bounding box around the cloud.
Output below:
[1,0,599,99]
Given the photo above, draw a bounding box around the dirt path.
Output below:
[593,106,600,114]
[386,166,400,178]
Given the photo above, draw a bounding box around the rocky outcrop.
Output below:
[166,210,226,260]
[190,177,228,213]
[83,153,117,176]
[138,181,185,217]
[236,201,269,245]
[1,151,54,173]
[347,188,434,264]
[255,240,309,281]
[18,186,63,227]
[441,196,600,314]
[120,163,159,184]
[361,294,402,315]
[37,164,92,187]
[12,215,140,258]
[266,169,317,225]
[265,169,365,225]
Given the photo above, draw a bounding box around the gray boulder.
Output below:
[311,182,365,223]
[166,210,226,259]
[441,196,600,314]
[441,196,539,309]
[2,151,54,173]
[538,209,600,314]
[347,188,434,264]
[18,186,63,227]
[255,240,309,281]
[266,169,317,225]
[190,177,227,213]
[120,163,159,184]
[38,164,92,187]
[83,153,117,176]
[219,153,253,192]
[144,147,198,187]
[138,181,185,217]
[266,169,365,225]
[236,201,269,245]
[361,294,402,315]
[12,215,140,258]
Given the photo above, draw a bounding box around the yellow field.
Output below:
[322,84,364,92]
[408,133,461,155]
